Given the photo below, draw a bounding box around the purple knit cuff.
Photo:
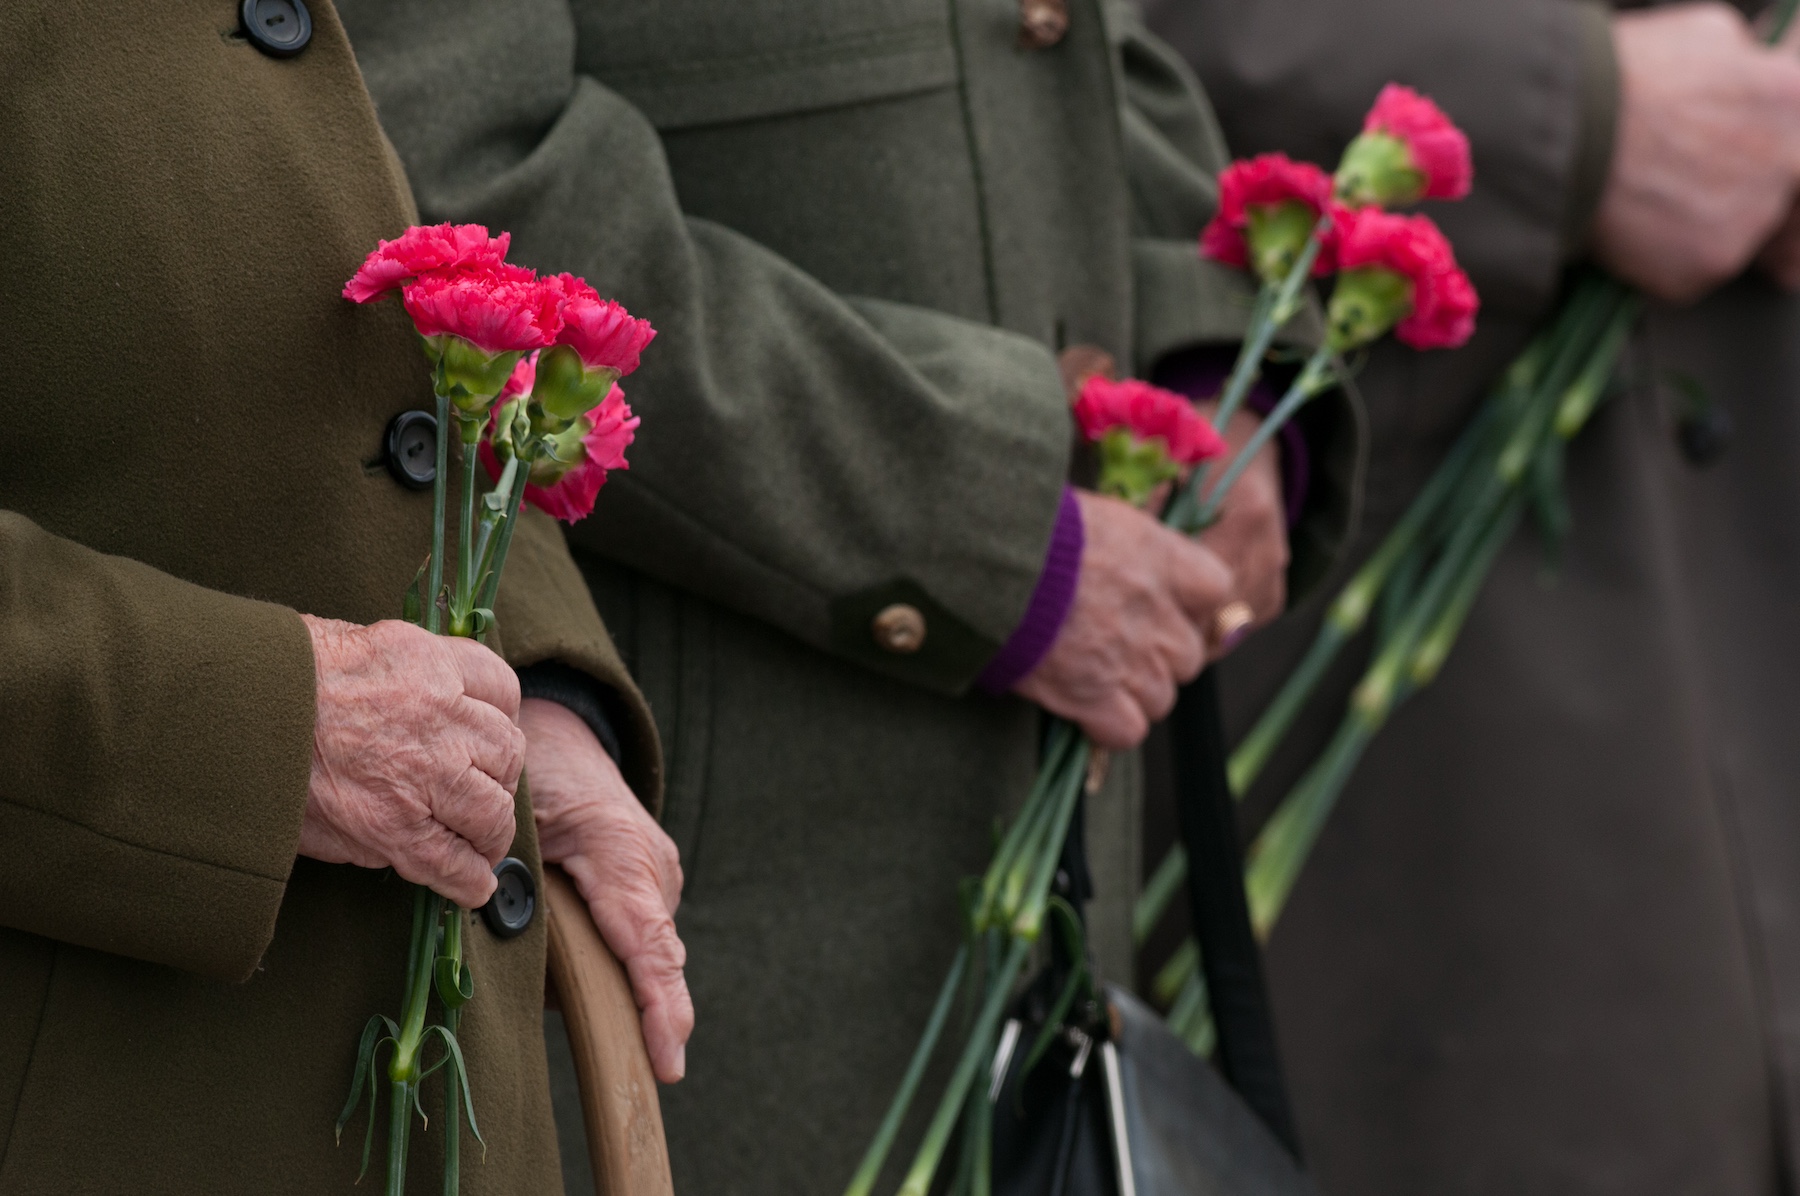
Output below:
[977,486,1085,695]
[1151,351,1310,527]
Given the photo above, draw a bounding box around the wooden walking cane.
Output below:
[542,865,676,1196]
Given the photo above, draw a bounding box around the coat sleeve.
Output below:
[1108,1,1364,599]
[342,0,1070,698]
[1143,0,1618,317]
[0,512,316,983]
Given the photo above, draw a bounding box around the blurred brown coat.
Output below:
[1146,0,1797,1192]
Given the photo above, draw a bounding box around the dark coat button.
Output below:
[385,410,438,490]
[479,858,537,938]
[1677,403,1732,467]
[240,0,312,58]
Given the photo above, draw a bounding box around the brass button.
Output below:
[872,604,928,654]
[1018,0,1068,48]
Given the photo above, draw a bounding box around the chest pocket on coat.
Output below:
[571,0,958,129]
[571,0,992,322]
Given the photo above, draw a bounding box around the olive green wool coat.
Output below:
[0,3,656,1193]
[339,1,1357,1192]
[1147,0,1800,1191]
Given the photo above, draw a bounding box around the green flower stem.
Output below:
[841,945,969,1196]
[427,392,451,634]
[1131,378,1517,948]
[1244,716,1373,938]
[896,936,1033,1196]
[1208,286,1277,431]
[1224,622,1350,800]
[1011,739,1091,941]
[474,462,532,630]
[386,1079,414,1196]
[1132,843,1188,947]
[1223,369,1512,796]
[977,722,1076,927]
[1150,936,1198,1004]
[1245,494,1523,937]
[473,453,521,578]
[1166,966,1210,1041]
[452,417,483,635]
[443,1005,463,1196]
[378,886,442,1196]
[1188,345,1335,529]
[391,889,446,1083]
[1553,293,1640,440]
[1168,225,1325,528]
[1409,500,1523,688]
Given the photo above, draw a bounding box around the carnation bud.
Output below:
[1096,428,1183,508]
[1325,267,1412,352]
[488,398,523,461]
[531,344,619,427]
[1334,132,1427,208]
[428,335,525,417]
[1244,201,1322,286]
[528,415,594,489]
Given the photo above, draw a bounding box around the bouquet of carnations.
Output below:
[333,224,653,1195]
[844,84,1481,1196]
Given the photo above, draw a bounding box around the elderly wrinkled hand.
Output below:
[521,698,693,1085]
[1015,490,1236,750]
[1595,3,1800,302]
[1193,404,1288,644]
[297,615,527,909]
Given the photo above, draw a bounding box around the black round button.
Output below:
[1677,403,1733,467]
[240,0,312,58]
[385,410,438,491]
[479,858,537,939]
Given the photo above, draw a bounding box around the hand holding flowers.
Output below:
[336,224,653,1195]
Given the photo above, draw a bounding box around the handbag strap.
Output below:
[1168,670,1303,1159]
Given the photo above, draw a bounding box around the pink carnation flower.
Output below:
[1363,84,1472,202]
[1335,207,1479,350]
[1074,377,1227,465]
[550,274,657,377]
[480,385,638,523]
[343,223,511,304]
[1200,154,1338,276]
[400,267,563,355]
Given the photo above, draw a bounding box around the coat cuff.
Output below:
[1151,347,1311,528]
[1564,0,1621,255]
[517,661,623,766]
[976,486,1085,694]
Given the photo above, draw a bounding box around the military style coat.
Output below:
[339,1,1358,1192]
[1148,0,1800,1191]
[0,3,656,1192]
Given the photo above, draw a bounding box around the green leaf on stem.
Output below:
[422,1025,486,1156]
[434,957,474,1010]
[338,1016,401,1183]
[337,1015,398,1143]
[403,558,429,627]
[1151,938,1199,1007]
